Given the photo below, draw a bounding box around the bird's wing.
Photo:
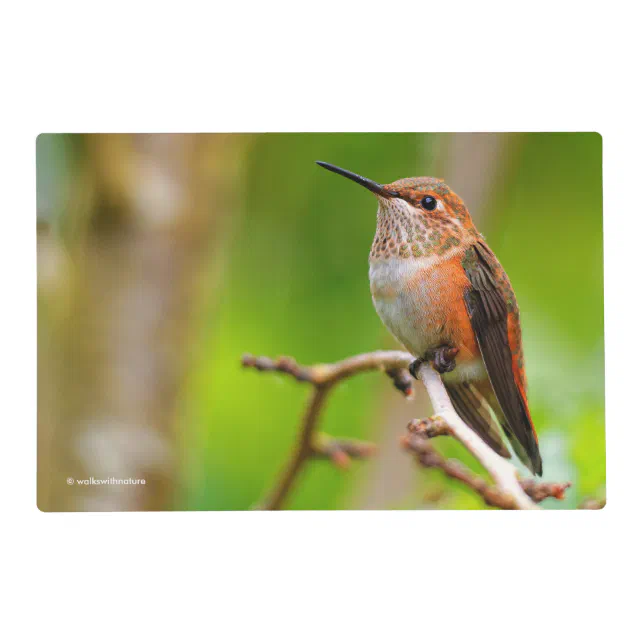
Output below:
[461,241,543,476]
[445,381,510,458]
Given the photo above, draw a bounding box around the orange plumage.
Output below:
[318,161,543,475]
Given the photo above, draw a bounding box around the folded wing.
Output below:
[462,242,543,476]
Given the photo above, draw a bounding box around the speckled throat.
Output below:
[369,197,471,261]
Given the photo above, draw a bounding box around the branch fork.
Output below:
[242,351,572,510]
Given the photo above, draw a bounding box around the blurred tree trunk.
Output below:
[38,134,248,511]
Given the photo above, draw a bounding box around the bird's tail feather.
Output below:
[446,382,511,458]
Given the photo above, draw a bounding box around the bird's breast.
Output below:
[369,252,481,369]
[369,255,448,356]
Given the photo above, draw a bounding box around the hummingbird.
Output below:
[316,161,542,476]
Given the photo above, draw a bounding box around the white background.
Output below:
[2,1,642,642]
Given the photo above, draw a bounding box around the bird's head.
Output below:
[316,161,476,260]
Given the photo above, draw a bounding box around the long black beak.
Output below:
[316,161,399,198]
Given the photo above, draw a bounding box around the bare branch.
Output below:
[416,363,540,510]
[254,384,330,510]
[521,479,572,503]
[311,434,378,469]
[403,432,571,509]
[407,416,451,438]
[385,367,415,399]
[241,354,315,383]
[244,351,413,510]
[243,351,572,511]
[242,351,414,387]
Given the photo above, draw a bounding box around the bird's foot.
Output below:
[432,345,459,374]
[409,358,424,380]
[409,346,459,380]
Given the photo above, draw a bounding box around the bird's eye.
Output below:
[421,195,437,211]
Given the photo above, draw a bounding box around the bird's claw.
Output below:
[409,358,423,380]
[433,346,459,374]
[409,346,459,379]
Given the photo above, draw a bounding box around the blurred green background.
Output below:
[37,133,604,511]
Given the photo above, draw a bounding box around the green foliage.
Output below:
[179,133,604,510]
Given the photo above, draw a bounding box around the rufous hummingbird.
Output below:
[317,161,543,476]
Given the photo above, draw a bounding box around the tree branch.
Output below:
[416,363,541,510]
[244,351,413,510]
[242,351,571,510]
[257,384,330,510]
[402,428,570,509]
